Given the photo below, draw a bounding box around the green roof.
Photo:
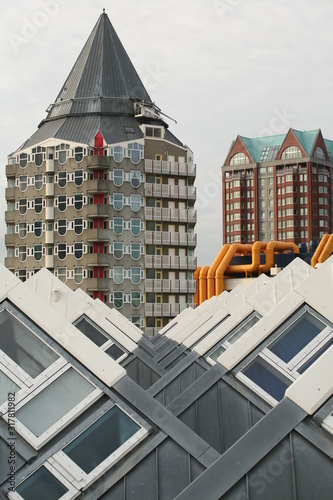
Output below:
[239,129,327,163]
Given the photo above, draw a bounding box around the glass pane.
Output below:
[105,344,125,361]
[16,466,68,500]
[0,371,20,405]
[228,315,260,345]
[209,345,226,362]
[243,357,291,402]
[16,368,95,437]
[74,317,107,347]
[268,312,325,363]
[0,311,58,378]
[63,406,140,474]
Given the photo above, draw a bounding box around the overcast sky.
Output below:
[1,0,333,266]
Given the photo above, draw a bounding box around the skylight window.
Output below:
[51,405,148,488]
[237,307,333,406]
[0,310,59,379]
[10,366,101,449]
[73,316,127,362]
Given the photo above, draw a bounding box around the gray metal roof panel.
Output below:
[21,118,66,149]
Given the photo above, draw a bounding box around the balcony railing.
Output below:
[145,231,196,247]
[145,279,196,293]
[145,160,196,177]
[145,207,196,224]
[145,255,197,270]
[145,303,194,317]
[145,183,196,201]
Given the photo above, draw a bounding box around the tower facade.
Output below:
[222,128,333,247]
[5,12,197,336]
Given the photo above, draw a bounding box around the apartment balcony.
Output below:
[4,234,16,246]
[45,183,54,197]
[84,228,110,242]
[87,204,110,218]
[85,179,110,194]
[145,231,197,247]
[5,211,15,223]
[45,255,54,268]
[6,164,16,177]
[4,257,16,268]
[5,187,16,200]
[145,303,193,317]
[46,159,54,173]
[145,207,197,224]
[145,183,196,201]
[145,255,197,270]
[85,278,110,292]
[45,231,54,244]
[84,253,111,266]
[145,160,196,177]
[145,279,196,293]
[45,207,54,220]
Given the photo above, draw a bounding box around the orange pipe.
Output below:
[194,267,202,306]
[198,266,210,304]
[318,234,333,263]
[215,244,252,295]
[207,244,230,299]
[311,234,329,267]
[259,241,299,274]
[227,241,267,275]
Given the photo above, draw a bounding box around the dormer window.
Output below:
[230,153,249,166]
[32,146,46,167]
[314,147,326,161]
[145,127,162,138]
[281,146,302,160]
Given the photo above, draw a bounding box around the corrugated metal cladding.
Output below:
[22,118,66,149]
[99,438,206,500]
[125,357,161,390]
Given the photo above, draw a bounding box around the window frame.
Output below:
[2,364,102,449]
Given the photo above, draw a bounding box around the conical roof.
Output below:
[44,11,152,123]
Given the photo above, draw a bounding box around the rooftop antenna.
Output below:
[103,8,105,13]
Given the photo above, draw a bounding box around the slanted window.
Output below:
[208,314,261,364]
[52,405,146,486]
[237,307,333,405]
[12,366,100,449]
[230,153,249,166]
[0,371,20,406]
[15,465,74,500]
[0,309,58,379]
[281,146,302,159]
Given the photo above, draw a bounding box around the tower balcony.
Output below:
[45,183,54,197]
[145,207,197,224]
[145,303,192,317]
[5,211,15,224]
[145,231,196,247]
[84,228,110,242]
[45,231,54,244]
[87,205,110,218]
[85,179,110,194]
[6,164,16,177]
[45,207,54,220]
[46,159,54,173]
[145,255,197,270]
[145,279,196,293]
[4,234,16,246]
[145,160,196,177]
[5,187,16,200]
[145,183,196,201]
